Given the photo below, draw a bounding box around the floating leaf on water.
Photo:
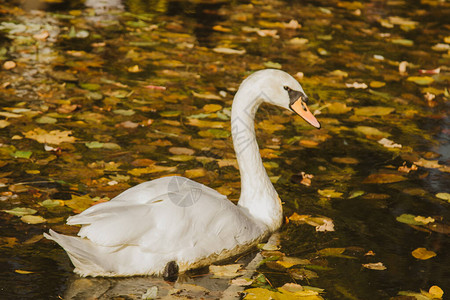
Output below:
[198,129,230,138]
[12,150,32,159]
[348,190,365,199]
[345,82,368,89]
[355,126,391,138]
[209,264,243,278]
[276,256,310,269]
[64,195,94,212]
[24,128,76,145]
[113,109,135,116]
[407,76,434,85]
[169,147,194,155]
[15,270,34,274]
[354,106,395,116]
[40,199,64,208]
[191,91,221,100]
[36,116,57,124]
[362,262,387,270]
[318,189,343,198]
[414,216,435,225]
[326,102,352,114]
[0,120,10,128]
[435,193,450,202]
[184,168,206,178]
[411,248,436,260]
[428,286,444,299]
[264,61,282,69]
[128,165,176,176]
[21,215,47,224]
[378,138,402,148]
[213,47,246,55]
[318,248,345,256]
[391,38,414,46]
[396,214,423,225]
[203,104,222,113]
[3,60,16,69]
[160,111,181,117]
[2,207,37,217]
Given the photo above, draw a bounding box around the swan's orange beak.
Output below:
[290,100,321,129]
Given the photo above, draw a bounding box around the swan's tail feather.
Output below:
[44,230,109,277]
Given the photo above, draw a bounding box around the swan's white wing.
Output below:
[67,176,265,256]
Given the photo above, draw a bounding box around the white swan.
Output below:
[44,69,320,277]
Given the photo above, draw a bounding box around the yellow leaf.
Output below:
[257,119,285,134]
[128,165,177,176]
[24,128,76,145]
[318,189,343,198]
[276,257,310,269]
[414,216,435,225]
[369,81,386,88]
[428,285,444,299]
[15,270,34,274]
[127,64,141,73]
[318,248,345,256]
[326,102,352,114]
[184,168,206,178]
[354,106,395,116]
[203,104,222,113]
[411,248,436,260]
[64,195,94,212]
[407,76,434,85]
[20,215,47,224]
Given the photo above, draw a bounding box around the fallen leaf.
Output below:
[64,194,94,212]
[3,61,16,70]
[407,76,434,85]
[332,157,359,164]
[428,286,444,299]
[363,173,407,184]
[435,193,450,202]
[213,47,246,55]
[318,189,343,198]
[326,102,352,114]
[355,126,390,138]
[354,106,395,116]
[345,82,368,89]
[209,264,243,278]
[2,207,37,217]
[362,262,387,270]
[24,128,76,145]
[21,215,47,224]
[231,278,253,286]
[378,138,402,148]
[411,248,436,260]
[15,270,34,274]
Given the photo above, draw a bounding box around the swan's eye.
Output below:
[283,86,291,91]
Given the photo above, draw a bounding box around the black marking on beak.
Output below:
[284,86,308,107]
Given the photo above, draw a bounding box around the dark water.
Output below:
[0,0,449,299]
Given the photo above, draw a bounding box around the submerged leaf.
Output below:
[363,173,407,184]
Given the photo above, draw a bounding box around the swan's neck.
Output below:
[231,87,282,232]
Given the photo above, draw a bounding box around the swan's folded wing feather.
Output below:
[65,176,264,257]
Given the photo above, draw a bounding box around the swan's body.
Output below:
[45,69,320,277]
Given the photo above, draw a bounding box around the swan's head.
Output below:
[251,69,321,129]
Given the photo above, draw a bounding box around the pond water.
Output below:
[0,0,449,299]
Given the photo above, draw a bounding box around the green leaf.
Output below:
[264,61,282,69]
[407,76,434,85]
[12,151,32,159]
[396,214,423,225]
[3,207,37,216]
